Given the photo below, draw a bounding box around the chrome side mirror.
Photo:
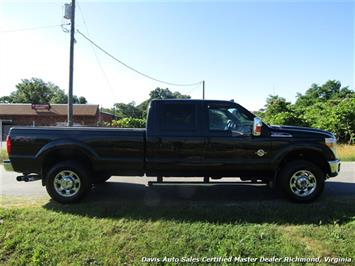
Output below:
[252,117,262,136]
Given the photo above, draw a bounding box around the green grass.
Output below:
[0,149,7,164]
[0,196,354,265]
[337,145,355,161]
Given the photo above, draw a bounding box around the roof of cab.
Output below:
[150,99,235,105]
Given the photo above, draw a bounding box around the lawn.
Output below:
[337,145,355,161]
[0,195,354,265]
[0,149,7,163]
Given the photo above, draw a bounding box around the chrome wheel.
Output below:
[53,170,81,197]
[289,170,317,197]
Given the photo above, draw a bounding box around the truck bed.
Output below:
[8,126,146,175]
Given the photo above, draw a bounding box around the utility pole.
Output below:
[202,80,205,100]
[67,0,75,126]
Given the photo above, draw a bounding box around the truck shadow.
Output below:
[43,181,355,225]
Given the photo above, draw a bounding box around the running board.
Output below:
[147,177,265,187]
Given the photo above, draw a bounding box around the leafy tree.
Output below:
[302,101,338,134]
[258,80,355,143]
[295,80,354,108]
[73,96,88,104]
[112,102,142,119]
[258,95,304,126]
[148,87,191,100]
[107,88,191,128]
[334,98,355,144]
[50,86,67,103]
[109,88,191,120]
[137,87,191,118]
[0,78,87,104]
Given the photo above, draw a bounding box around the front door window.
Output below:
[208,106,253,136]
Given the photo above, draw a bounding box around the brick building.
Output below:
[0,104,115,140]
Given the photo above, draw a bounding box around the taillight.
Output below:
[6,135,11,155]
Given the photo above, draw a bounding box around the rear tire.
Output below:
[45,161,91,203]
[278,160,325,203]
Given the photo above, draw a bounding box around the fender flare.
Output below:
[35,139,99,166]
[274,144,329,165]
[271,143,331,184]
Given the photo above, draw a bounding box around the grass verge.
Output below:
[0,149,7,164]
[0,196,354,265]
[337,145,355,161]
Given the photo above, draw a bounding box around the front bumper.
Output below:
[327,159,341,178]
[3,159,13,172]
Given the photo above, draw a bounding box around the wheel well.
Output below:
[41,149,93,185]
[279,149,330,176]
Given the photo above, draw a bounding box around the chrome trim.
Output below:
[325,137,337,157]
[3,160,13,172]
[271,132,293,137]
[252,117,262,136]
[325,137,337,145]
[255,149,267,157]
[328,160,341,177]
[289,170,317,197]
[54,170,81,197]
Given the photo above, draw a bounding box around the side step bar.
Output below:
[147,176,265,187]
[16,174,41,182]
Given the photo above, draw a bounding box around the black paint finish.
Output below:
[7,99,337,180]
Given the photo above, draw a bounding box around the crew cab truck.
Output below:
[4,99,340,203]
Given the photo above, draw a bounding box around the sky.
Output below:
[0,0,354,111]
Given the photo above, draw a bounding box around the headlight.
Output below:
[325,137,337,157]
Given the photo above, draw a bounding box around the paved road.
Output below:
[0,162,354,201]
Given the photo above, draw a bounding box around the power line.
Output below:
[76,29,203,87]
[185,83,204,96]
[76,1,115,97]
[0,24,65,33]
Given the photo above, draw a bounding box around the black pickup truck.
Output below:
[4,99,340,203]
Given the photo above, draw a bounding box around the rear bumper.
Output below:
[3,159,13,172]
[327,159,341,178]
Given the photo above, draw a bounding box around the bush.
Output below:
[111,117,146,128]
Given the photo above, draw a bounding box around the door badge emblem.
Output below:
[256,149,266,157]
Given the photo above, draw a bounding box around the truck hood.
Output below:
[269,125,335,138]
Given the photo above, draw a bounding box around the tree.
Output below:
[0,78,87,104]
[73,96,88,104]
[258,95,304,126]
[148,87,191,100]
[257,80,355,143]
[113,102,142,119]
[295,80,354,108]
[108,88,191,128]
[137,87,191,118]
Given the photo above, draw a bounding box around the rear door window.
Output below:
[160,103,196,131]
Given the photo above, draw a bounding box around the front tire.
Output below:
[278,160,325,203]
[45,161,91,203]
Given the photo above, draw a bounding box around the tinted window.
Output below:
[208,106,253,135]
[209,109,230,130]
[161,104,196,131]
